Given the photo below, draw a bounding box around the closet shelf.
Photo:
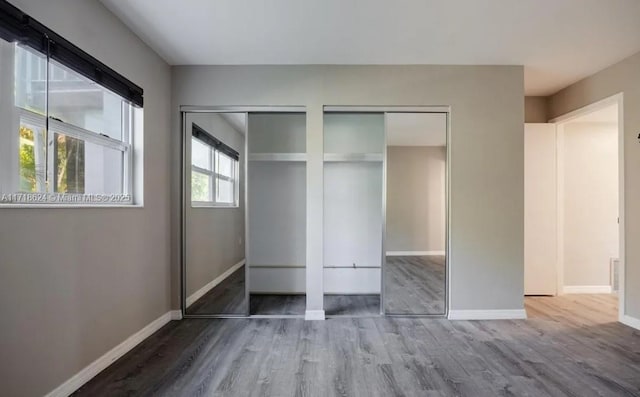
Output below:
[249,153,307,162]
[323,153,383,162]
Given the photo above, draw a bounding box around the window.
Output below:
[0,2,142,205]
[191,124,240,207]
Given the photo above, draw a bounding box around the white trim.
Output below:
[621,315,640,331]
[448,309,527,320]
[44,310,176,397]
[170,310,183,320]
[0,204,143,209]
[386,250,445,256]
[563,285,613,294]
[549,95,622,123]
[186,259,245,308]
[305,310,326,321]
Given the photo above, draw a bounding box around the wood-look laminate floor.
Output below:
[385,255,445,315]
[75,294,640,397]
[186,265,247,315]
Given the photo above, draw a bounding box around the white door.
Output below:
[524,123,557,295]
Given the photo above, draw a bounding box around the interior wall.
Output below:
[186,113,245,297]
[548,50,639,319]
[0,1,172,396]
[561,122,619,288]
[386,146,446,253]
[172,64,525,313]
[525,96,549,123]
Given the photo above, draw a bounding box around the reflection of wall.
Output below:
[561,122,618,288]
[386,146,446,253]
[186,113,245,298]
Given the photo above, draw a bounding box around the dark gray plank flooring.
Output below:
[325,294,380,316]
[186,265,247,315]
[250,294,306,315]
[74,294,640,397]
[385,255,445,315]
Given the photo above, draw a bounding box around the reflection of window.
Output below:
[0,3,143,205]
[191,124,240,207]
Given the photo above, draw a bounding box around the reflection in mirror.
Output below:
[384,112,447,315]
[185,112,247,315]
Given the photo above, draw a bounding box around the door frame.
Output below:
[549,93,625,322]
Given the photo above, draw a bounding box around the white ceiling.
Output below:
[100,0,640,96]
[386,113,447,146]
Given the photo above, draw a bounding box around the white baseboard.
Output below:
[563,285,612,294]
[386,251,445,256]
[186,259,245,308]
[44,310,178,397]
[621,315,640,331]
[305,310,325,321]
[171,310,183,320]
[448,309,527,320]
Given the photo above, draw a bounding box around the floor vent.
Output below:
[610,258,619,292]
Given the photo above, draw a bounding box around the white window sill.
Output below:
[0,204,144,209]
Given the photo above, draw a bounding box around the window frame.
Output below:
[0,1,142,207]
[16,104,134,203]
[191,136,240,208]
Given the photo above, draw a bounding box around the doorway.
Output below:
[525,94,623,318]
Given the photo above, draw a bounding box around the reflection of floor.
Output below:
[384,255,445,314]
[78,295,635,396]
[186,265,247,315]
[250,295,305,315]
[324,294,380,316]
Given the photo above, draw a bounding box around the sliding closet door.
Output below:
[247,113,307,315]
[384,112,448,315]
[323,112,384,316]
[184,112,248,316]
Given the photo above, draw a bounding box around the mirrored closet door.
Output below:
[184,112,248,316]
[384,112,448,315]
[182,109,307,317]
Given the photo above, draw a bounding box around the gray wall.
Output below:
[0,1,172,396]
[548,50,640,318]
[172,65,525,313]
[387,146,446,253]
[525,96,549,123]
[185,113,245,298]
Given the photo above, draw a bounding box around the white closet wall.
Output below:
[323,113,384,294]
[248,113,307,293]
